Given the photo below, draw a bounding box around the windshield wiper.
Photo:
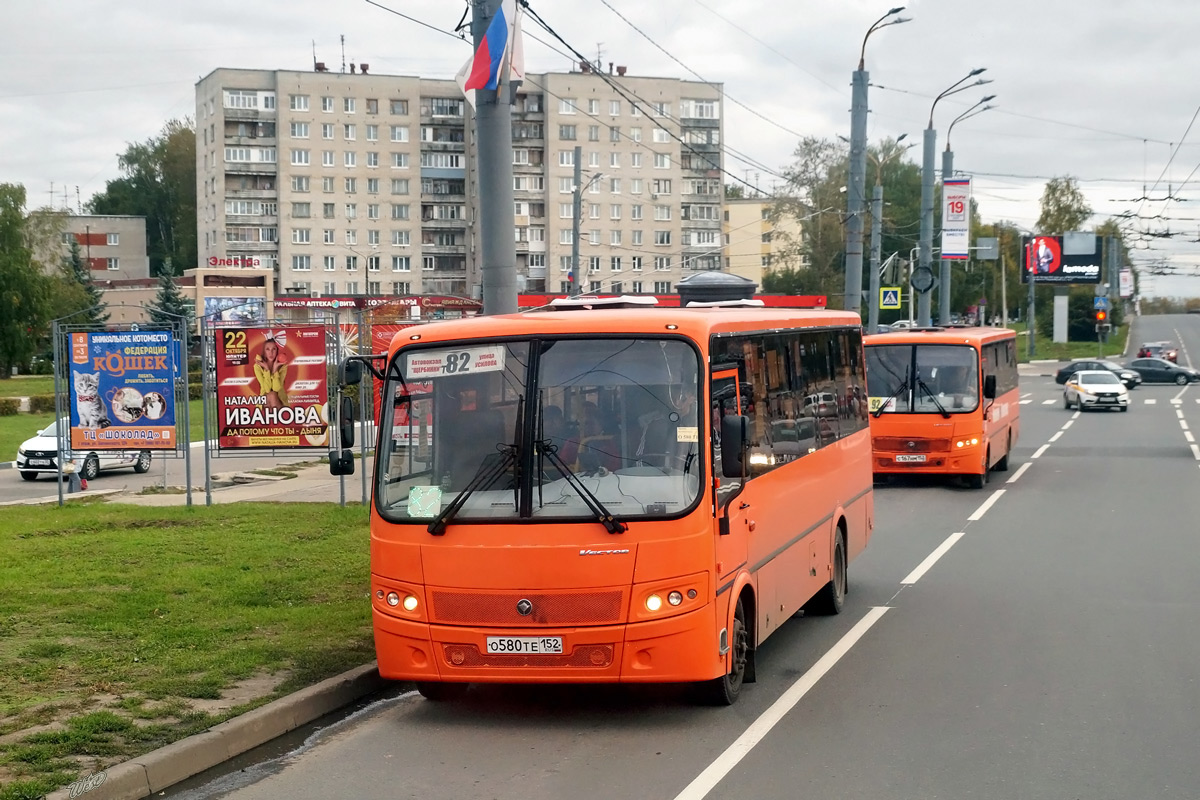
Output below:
[536,439,627,534]
[427,445,517,536]
[915,376,951,418]
[873,368,910,418]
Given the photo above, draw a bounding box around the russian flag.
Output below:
[463,0,517,92]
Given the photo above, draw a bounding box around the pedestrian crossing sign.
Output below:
[880,287,902,309]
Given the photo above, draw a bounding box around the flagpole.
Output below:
[471,0,519,315]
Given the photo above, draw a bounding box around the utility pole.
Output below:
[571,145,582,296]
[938,146,954,324]
[868,182,884,330]
[1000,250,1008,327]
[1027,239,1036,358]
[472,0,517,315]
[916,127,937,326]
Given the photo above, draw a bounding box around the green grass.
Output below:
[0,412,56,461]
[0,503,372,793]
[1009,321,1129,363]
[0,376,54,398]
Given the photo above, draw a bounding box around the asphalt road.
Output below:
[162,315,1200,799]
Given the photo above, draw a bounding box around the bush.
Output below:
[189,383,203,400]
[28,395,57,414]
[0,398,18,416]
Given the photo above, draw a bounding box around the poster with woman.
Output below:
[216,326,329,449]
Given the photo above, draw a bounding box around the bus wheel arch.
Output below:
[806,520,847,616]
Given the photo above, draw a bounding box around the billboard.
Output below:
[940,178,971,259]
[1020,235,1103,284]
[1119,268,1134,298]
[69,330,177,450]
[204,296,266,323]
[215,326,329,449]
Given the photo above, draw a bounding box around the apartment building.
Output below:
[723,197,806,287]
[195,64,723,300]
[33,215,151,280]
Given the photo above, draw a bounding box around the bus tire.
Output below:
[699,597,749,706]
[994,434,1011,472]
[805,530,846,616]
[416,682,470,702]
[967,454,989,490]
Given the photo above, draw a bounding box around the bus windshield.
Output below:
[867,344,979,414]
[376,337,703,526]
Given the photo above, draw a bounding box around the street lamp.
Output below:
[936,94,995,324]
[915,68,991,326]
[845,7,911,316]
[866,134,915,330]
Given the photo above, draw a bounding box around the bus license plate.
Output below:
[895,454,926,463]
[486,636,563,655]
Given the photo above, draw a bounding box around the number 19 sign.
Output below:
[941,178,972,260]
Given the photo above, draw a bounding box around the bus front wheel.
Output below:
[416,682,470,702]
[700,598,749,706]
[967,452,990,490]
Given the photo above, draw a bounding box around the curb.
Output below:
[44,663,388,800]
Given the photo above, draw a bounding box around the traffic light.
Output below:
[1095,308,1108,323]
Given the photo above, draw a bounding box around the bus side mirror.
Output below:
[983,374,997,399]
[340,358,362,386]
[720,415,748,479]
[339,395,356,448]
[328,448,355,476]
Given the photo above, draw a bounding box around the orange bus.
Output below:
[863,326,1020,488]
[334,299,874,704]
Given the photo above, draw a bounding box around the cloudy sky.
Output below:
[4,0,1200,297]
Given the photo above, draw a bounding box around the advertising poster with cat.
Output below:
[69,331,177,450]
[216,326,329,449]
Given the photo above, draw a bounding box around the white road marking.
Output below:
[1042,399,1056,405]
[1186,431,1195,443]
[1020,399,1033,405]
[1177,409,1186,419]
[1174,327,1193,368]
[1145,398,1158,405]
[1173,385,1189,402]
[1021,392,1032,399]
[902,533,967,585]
[1062,420,1074,429]
[1007,462,1032,484]
[1032,444,1050,459]
[968,489,1006,521]
[672,607,891,800]
[1049,431,1064,442]
[1192,444,1200,461]
[1072,410,1081,419]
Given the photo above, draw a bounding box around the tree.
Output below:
[1035,176,1093,235]
[87,118,197,276]
[147,263,193,333]
[767,137,848,296]
[724,183,745,200]
[62,239,110,325]
[0,184,52,376]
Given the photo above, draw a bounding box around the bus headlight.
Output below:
[645,594,663,612]
[667,591,683,606]
[402,595,419,611]
[955,437,979,449]
[385,592,400,607]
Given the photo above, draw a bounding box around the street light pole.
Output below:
[915,68,989,326]
[867,134,910,331]
[939,96,995,324]
[846,7,909,316]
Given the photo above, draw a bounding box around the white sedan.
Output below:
[1063,370,1130,412]
[15,418,153,481]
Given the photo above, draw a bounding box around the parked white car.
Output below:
[15,418,153,481]
[1063,370,1129,412]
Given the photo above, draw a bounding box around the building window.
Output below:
[428,98,463,117]
[368,203,381,219]
[288,149,310,166]
[558,124,577,140]
[292,228,311,244]
[559,98,577,115]
[391,179,410,195]
[560,256,572,272]
[290,94,309,111]
[323,177,335,194]
[345,203,357,219]
[654,153,670,169]
[588,125,600,142]
[390,99,409,114]
[610,204,621,220]
[290,122,309,139]
[392,281,411,294]
[322,96,334,112]
[292,255,311,271]
[392,230,411,246]
[654,231,672,246]
[653,179,672,195]
[390,125,409,142]
[323,202,335,218]
[323,281,337,295]
[588,257,601,273]
[366,124,379,142]
[346,281,359,294]
[631,204,643,221]
[392,153,410,168]
[344,97,356,113]
[392,256,411,271]
[345,177,358,194]
[322,150,335,167]
[322,255,336,271]
[346,255,359,271]
[291,202,311,218]
[654,205,672,220]
[654,256,671,270]
[611,230,622,245]
[105,257,119,270]
[323,229,336,244]
[610,256,622,271]
[630,153,642,168]
[346,230,358,246]
[367,177,380,194]
[654,281,671,293]
[632,230,643,246]
[344,124,356,141]
[631,280,643,292]
[422,256,435,271]
[366,98,379,114]
[609,100,621,116]
[610,152,621,169]
[559,230,574,245]
[321,123,334,140]
[558,150,575,167]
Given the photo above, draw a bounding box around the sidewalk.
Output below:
[116,463,364,506]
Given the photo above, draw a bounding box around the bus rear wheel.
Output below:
[994,434,1011,472]
[805,531,846,616]
[700,598,749,706]
[416,682,470,702]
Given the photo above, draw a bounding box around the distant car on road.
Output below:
[15,418,153,481]
[1127,358,1200,385]
[1136,342,1178,362]
[889,320,916,331]
[1055,359,1142,389]
[1063,370,1130,411]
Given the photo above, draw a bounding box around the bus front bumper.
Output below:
[373,603,721,684]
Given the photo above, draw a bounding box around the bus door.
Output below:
[711,368,749,599]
